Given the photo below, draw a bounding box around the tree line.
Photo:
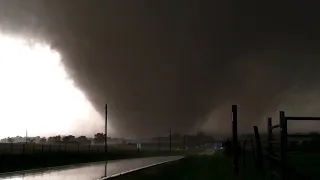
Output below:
[1,133,109,144]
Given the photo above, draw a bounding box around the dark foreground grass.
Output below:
[112,151,260,180]
[286,153,320,180]
[0,150,184,173]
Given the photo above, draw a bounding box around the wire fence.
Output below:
[0,140,204,155]
[0,143,130,154]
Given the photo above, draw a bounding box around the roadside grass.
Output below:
[286,153,320,180]
[111,150,260,180]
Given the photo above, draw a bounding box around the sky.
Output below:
[0,1,319,138]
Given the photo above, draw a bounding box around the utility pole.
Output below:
[280,111,286,180]
[26,129,28,144]
[24,129,28,154]
[183,135,186,151]
[254,126,264,176]
[105,104,108,153]
[169,129,172,151]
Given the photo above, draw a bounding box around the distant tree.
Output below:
[55,135,62,141]
[27,137,36,143]
[39,137,47,144]
[310,132,319,136]
[62,135,76,142]
[94,133,105,142]
[48,135,62,143]
[47,137,54,142]
[7,137,14,143]
[223,138,233,155]
[196,132,206,145]
[76,136,88,143]
[172,133,182,139]
[196,131,205,137]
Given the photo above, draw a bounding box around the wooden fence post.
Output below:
[243,140,247,167]
[254,126,265,177]
[183,136,186,151]
[267,118,273,151]
[251,139,256,164]
[280,111,287,180]
[105,104,108,154]
[267,117,273,176]
[169,129,172,151]
[232,105,239,177]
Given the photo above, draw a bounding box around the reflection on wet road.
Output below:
[0,156,183,180]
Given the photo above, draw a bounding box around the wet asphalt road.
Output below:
[0,156,183,180]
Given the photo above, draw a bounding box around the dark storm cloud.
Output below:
[1,0,320,137]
